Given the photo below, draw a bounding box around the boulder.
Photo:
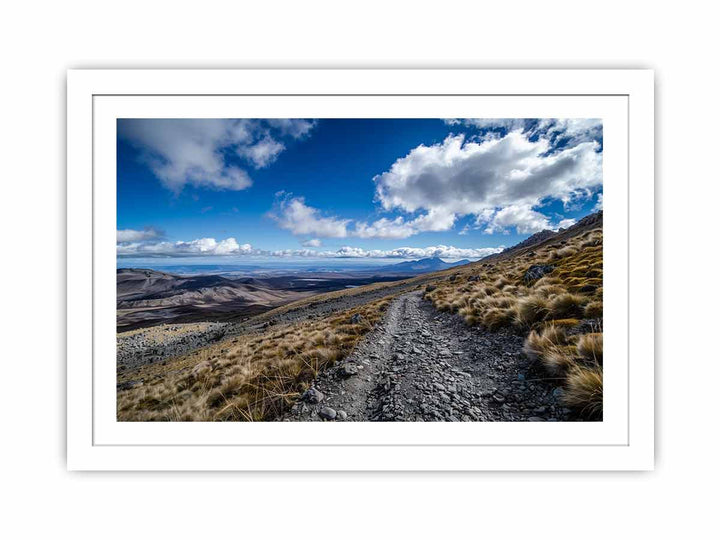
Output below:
[523,264,555,284]
[318,407,337,420]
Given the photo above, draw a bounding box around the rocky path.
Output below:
[284,291,571,422]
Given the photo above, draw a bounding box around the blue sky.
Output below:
[117,118,603,266]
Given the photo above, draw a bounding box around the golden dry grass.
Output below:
[577,333,603,364]
[425,225,604,418]
[522,325,603,418]
[564,365,603,419]
[118,297,393,421]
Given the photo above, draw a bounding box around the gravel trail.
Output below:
[284,291,571,422]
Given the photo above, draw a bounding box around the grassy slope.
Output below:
[424,221,604,418]
[118,214,603,421]
[118,296,394,421]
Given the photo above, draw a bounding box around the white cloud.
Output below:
[354,209,457,239]
[269,195,350,238]
[266,119,317,139]
[354,217,417,239]
[117,236,503,261]
[556,218,577,230]
[445,118,526,131]
[328,245,504,260]
[446,118,602,147]
[302,238,322,247]
[373,132,602,235]
[537,118,603,145]
[118,119,316,192]
[236,136,285,168]
[271,244,504,260]
[117,237,254,257]
[116,227,162,242]
[477,206,579,234]
[479,205,552,234]
[594,192,603,211]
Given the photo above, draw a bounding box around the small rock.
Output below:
[336,410,348,421]
[303,387,324,404]
[528,416,546,422]
[340,364,359,377]
[318,407,337,420]
[350,314,364,324]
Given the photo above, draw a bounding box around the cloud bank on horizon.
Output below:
[117,118,602,261]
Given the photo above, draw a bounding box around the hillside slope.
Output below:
[117,268,311,330]
[117,212,603,422]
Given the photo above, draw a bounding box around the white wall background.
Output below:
[0,1,715,538]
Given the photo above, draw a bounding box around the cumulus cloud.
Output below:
[116,227,163,243]
[354,209,457,240]
[537,118,603,145]
[445,118,526,131]
[594,192,603,211]
[118,119,316,192]
[117,237,254,257]
[271,196,457,241]
[268,195,350,238]
[354,217,417,240]
[479,205,553,234]
[556,218,577,230]
[302,238,322,247]
[373,131,602,236]
[446,118,602,146]
[236,136,285,168]
[266,119,317,139]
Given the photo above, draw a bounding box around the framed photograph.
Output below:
[67,69,654,470]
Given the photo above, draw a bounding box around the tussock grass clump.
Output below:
[534,276,564,288]
[584,300,603,319]
[534,284,566,298]
[513,295,550,327]
[577,333,603,364]
[523,325,568,360]
[564,365,603,419]
[547,293,590,319]
[542,345,579,375]
[118,297,393,422]
[552,246,579,260]
[482,307,515,330]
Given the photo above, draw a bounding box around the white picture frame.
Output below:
[67,69,654,471]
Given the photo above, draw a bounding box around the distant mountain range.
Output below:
[373,257,471,274]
